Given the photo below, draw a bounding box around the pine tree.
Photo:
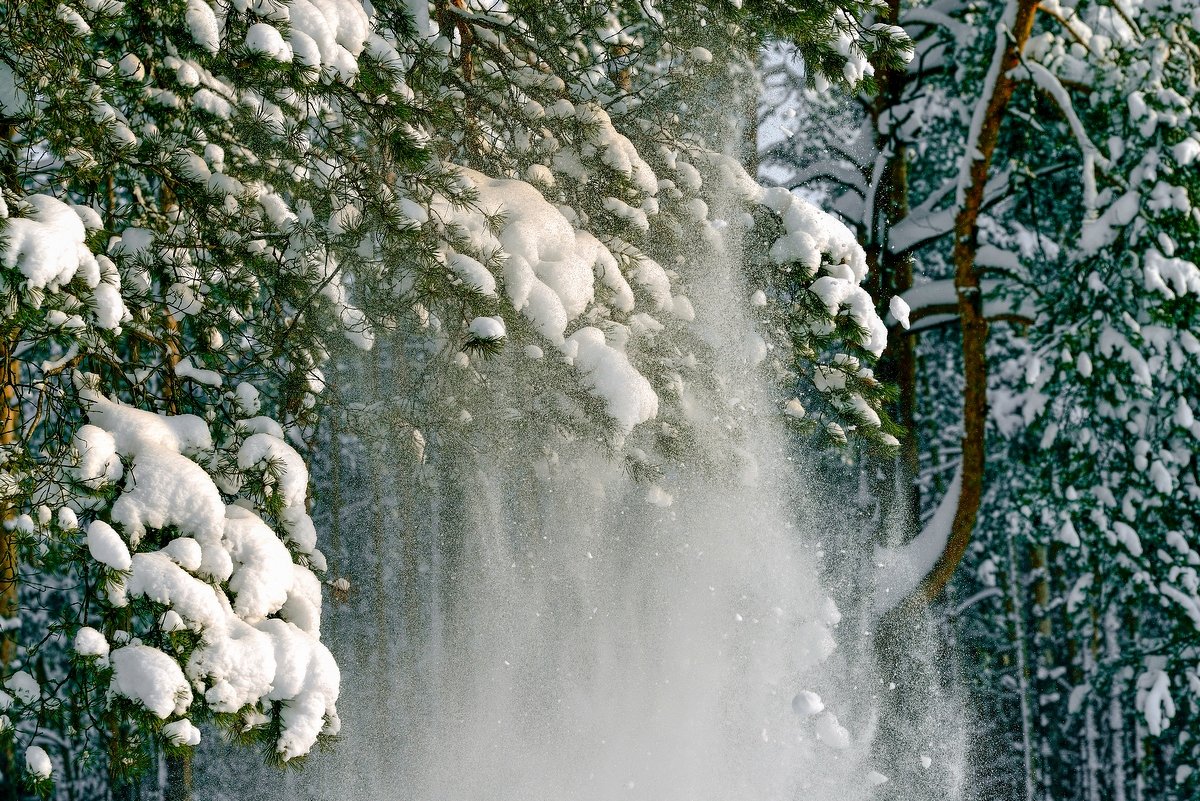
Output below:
[1,0,917,797]
[0,0,433,794]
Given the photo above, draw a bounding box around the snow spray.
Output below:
[224,74,962,801]
[284,200,889,801]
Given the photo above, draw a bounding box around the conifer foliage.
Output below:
[0,0,911,797]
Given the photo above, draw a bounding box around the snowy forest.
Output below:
[0,0,1198,799]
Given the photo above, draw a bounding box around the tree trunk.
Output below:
[1,344,18,663]
[435,0,475,82]
[860,6,945,797]
[915,0,1040,604]
[1083,608,1101,801]
[0,332,20,801]
[1105,608,1128,801]
[0,121,19,679]
[1005,518,1037,801]
[164,751,193,801]
[865,0,918,543]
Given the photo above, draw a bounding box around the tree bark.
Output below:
[0,332,20,801]
[861,8,943,797]
[865,0,919,541]
[1104,609,1123,796]
[915,0,1040,604]
[436,0,475,82]
[0,333,19,675]
[1005,518,1038,801]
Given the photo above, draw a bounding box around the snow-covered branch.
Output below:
[874,463,962,616]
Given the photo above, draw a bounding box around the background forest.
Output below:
[759,2,1200,797]
[0,1,1197,800]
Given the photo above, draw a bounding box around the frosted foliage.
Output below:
[258,618,341,760]
[246,23,292,62]
[87,520,131,571]
[128,552,226,631]
[91,282,126,329]
[164,719,203,746]
[73,424,122,488]
[434,155,882,440]
[0,0,910,788]
[185,0,220,53]
[5,671,39,705]
[288,0,370,78]
[760,186,884,355]
[282,564,323,636]
[312,250,375,351]
[280,504,319,555]
[187,616,277,715]
[86,395,212,456]
[583,230,635,312]
[1139,667,1175,736]
[238,433,310,509]
[237,432,320,554]
[25,745,52,779]
[1145,248,1200,299]
[448,253,497,296]
[110,645,193,719]
[235,382,262,415]
[83,403,225,577]
[580,104,659,195]
[188,0,370,78]
[1,195,99,291]
[467,316,506,340]
[566,327,658,434]
[74,626,110,658]
[304,125,901,801]
[165,537,203,572]
[1,194,129,331]
[110,448,226,553]
[985,1,1200,785]
[79,399,338,760]
[223,507,295,621]
[443,168,602,344]
[239,415,284,439]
